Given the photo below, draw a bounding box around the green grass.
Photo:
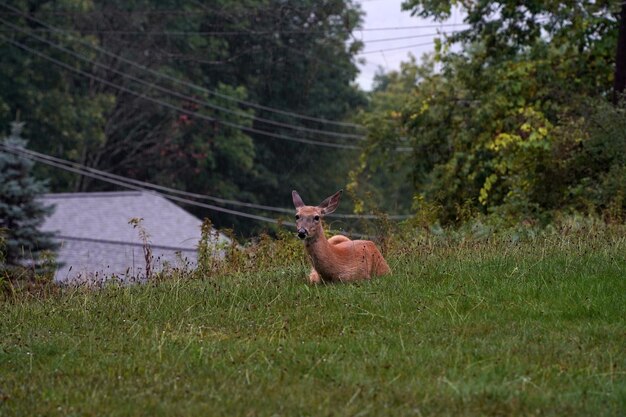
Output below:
[1,234,625,416]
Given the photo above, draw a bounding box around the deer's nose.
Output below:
[297,228,307,239]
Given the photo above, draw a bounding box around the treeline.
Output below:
[2,0,626,236]
[351,0,626,227]
[0,0,366,234]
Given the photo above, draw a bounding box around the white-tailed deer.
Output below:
[292,190,391,284]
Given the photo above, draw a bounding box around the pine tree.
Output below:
[0,122,57,269]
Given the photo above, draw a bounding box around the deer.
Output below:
[292,189,391,284]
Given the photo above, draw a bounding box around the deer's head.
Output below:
[292,190,342,240]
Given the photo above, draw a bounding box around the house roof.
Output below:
[39,191,228,282]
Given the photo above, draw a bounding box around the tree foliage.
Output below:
[0,122,57,268]
[353,0,625,225]
[0,0,366,234]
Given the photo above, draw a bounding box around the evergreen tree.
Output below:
[0,122,57,268]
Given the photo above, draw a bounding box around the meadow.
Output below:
[1,226,625,416]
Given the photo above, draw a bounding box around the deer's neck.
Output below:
[304,227,339,277]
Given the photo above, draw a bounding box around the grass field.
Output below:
[1,231,625,416]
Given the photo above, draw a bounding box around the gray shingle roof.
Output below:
[39,191,228,283]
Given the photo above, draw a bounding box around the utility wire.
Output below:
[1,19,365,142]
[0,34,364,150]
[0,28,451,41]
[0,2,365,131]
[0,143,290,225]
[358,41,436,55]
[0,7,470,31]
[363,32,455,44]
[3,143,292,214]
[187,0,364,78]
[0,143,413,220]
[0,31,411,152]
[357,23,469,31]
[1,144,390,238]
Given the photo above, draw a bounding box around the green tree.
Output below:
[0,0,367,235]
[0,0,116,193]
[0,122,57,268]
[348,58,422,215]
[195,0,367,229]
[354,0,624,224]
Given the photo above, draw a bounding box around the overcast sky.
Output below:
[354,0,465,90]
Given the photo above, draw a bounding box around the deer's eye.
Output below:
[314,215,320,221]
[295,214,300,220]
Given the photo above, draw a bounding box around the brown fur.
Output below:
[292,190,391,284]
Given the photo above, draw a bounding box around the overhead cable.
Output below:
[363,32,455,44]
[0,143,413,221]
[0,33,411,152]
[0,7,470,31]
[358,41,436,55]
[1,144,389,238]
[1,19,365,141]
[0,2,365,131]
[0,34,363,150]
[0,143,290,225]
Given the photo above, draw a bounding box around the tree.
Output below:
[0,0,367,235]
[0,122,57,268]
[348,58,422,215]
[352,0,624,224]
[614,2,626,103]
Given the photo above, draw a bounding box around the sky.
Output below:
[353,0,465,90]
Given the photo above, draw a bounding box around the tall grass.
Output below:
[0,220,625,416]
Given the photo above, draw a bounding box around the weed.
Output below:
[129,217,153,281]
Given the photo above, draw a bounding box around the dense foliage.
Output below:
[0,0,366,234]
[1,0,625,235]
[351,0,626,226]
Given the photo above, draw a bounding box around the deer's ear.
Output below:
[292,190,305,208]
[319,190,342,215]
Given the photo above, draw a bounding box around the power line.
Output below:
[0,34,363,150]
[1,19,365,142]
[358,41,436,55]
[51,234,198,253]
[0,143,412,221]
[0,28,321,36]
[0,142,290,225]
[0,25,462,41]
[356,23,469,31]
[0,22,439,78]
[0,2,365,131]
[6,143,294,214]
[1,144,394,238]
[187,0,365,95]
[362,32,454,44]
[0,30,411,151]
[0,26,453,37]
[0,8,469,32]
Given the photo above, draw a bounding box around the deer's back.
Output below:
[329,238,391,280]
